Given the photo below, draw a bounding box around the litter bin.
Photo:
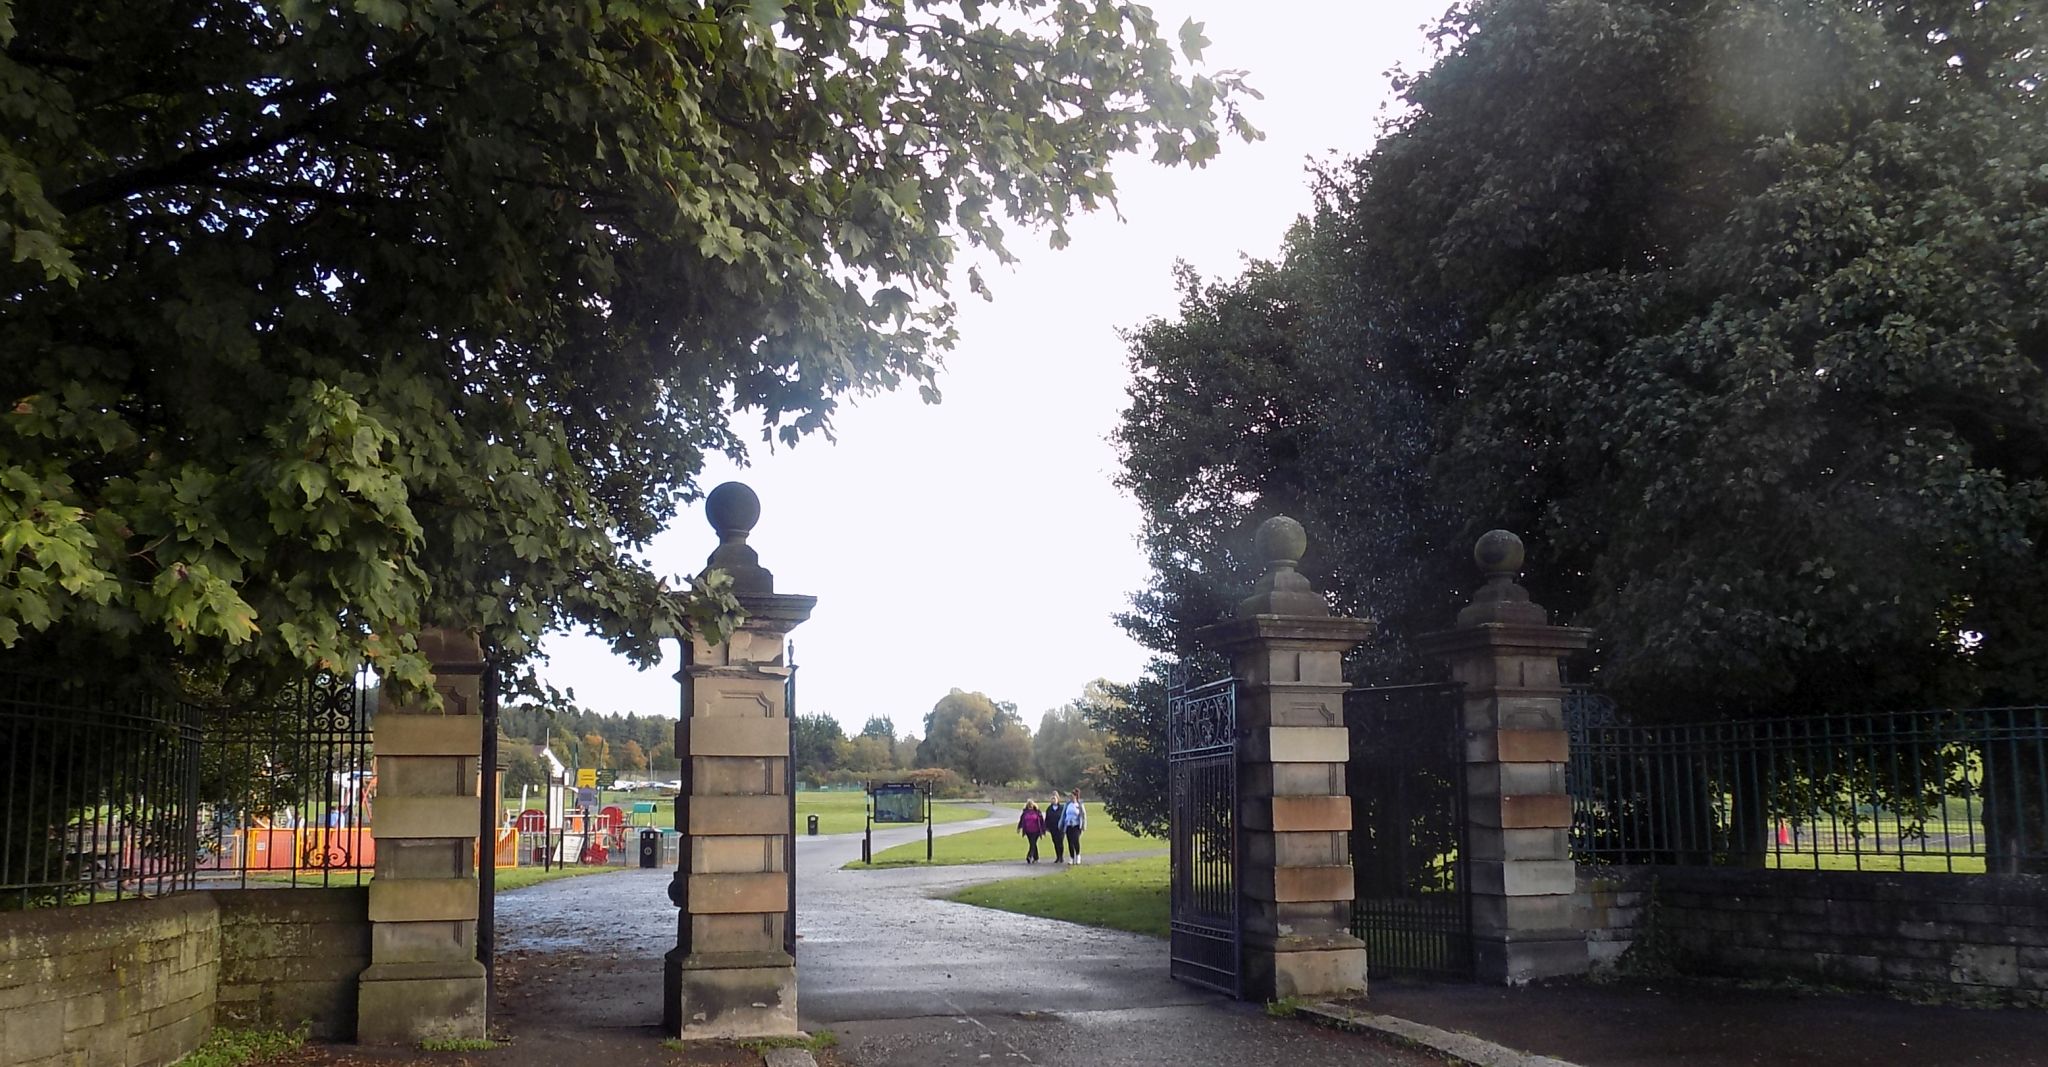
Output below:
[639,828,661,868]
[807,814,819,836]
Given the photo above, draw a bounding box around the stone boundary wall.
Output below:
[0,888,371,1066]
[1582,865,2048,1005]
[217,888,371,1040]
[0,893,219,1067]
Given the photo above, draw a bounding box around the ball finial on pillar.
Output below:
[1236,514,1328,617]
[1255,515,1309,571]
[703,481,773,594]
[1474,529,1525,579]
[1456,528,1545,626]
[706,481,762,539]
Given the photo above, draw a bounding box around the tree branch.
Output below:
[52,106,344,214]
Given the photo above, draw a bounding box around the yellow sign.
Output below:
[575,768,597,788]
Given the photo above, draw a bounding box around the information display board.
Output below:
[870,782,925,824]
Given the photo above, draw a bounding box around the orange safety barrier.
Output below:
[243,826,377,871]
[238,825,520,871]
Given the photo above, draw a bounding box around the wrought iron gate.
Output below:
[1344,682,1474,980]
[1167,668,1241,996]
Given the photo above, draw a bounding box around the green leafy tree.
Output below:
[0,0,1257,696]
[793,712,845,785]
[1076,668,1167,838]
[1033,684,1109,788]
[1117,252,1459,684]
[836,734,895,774]
[1117,0,2048,865]
[892,733,921,771]
[503,748,548,798]
[859,716,896,741]
[916,689,1031,785]
[1418,0,2048,720]
[1121,0,2047,713]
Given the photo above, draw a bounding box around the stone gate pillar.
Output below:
[1197,517,1374,1000]
[664,483,814,1039]
[1415,530,1592,984]
[357,627,488,1043]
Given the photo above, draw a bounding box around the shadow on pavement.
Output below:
[1359,976,2048,1067]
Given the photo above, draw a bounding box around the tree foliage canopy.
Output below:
[1118,0,2047,717]
[1033,682,1109,788]
[793,711,847,782]
[0,0,1254,695]
[1073,670,1164,836]
[916,687,1031,785]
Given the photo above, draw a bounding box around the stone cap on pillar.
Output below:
[697,481,815,635]
[704,481,775,595]
[1414,530,1591,656]
[1196,516,1375,654]
[1237,516,1326,617]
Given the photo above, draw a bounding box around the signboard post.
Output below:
[865,781,934,863]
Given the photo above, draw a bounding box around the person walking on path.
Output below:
[1018,800,1046,864]
[1045,793,1068,863]
[1064,790,1087,864]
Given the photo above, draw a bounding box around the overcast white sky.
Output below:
[536,1,1450,734]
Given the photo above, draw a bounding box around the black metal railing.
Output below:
[196,666,377,889]
[2,670,205,908]
[1567,697,2048,874]
[2,664,378,908]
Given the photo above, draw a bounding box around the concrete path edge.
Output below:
[1299,1002,1584,1067]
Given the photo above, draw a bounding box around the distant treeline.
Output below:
[494,679,1114,799]
[500,704,679,776]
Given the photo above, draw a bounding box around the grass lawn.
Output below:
[850,803,1163,868]
[797,791,989,835]
[490,864,630,892]
[948,854,1169,938]
[1766,851,1987,874]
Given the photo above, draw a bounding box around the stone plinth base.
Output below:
[355,960,487,1043]
[663,949,799,1039]
[1244,934,1368,1001]
[1474,931,1589,985]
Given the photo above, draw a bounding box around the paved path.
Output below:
[494,814,1431,1066]
[1363,977,2048,1067]
[794,817,1430,1067]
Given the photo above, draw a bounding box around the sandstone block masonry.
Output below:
[1584,865,2048,1005]
[216,888,371,1040]
[1416,530,1592,984]
[665,482,813,1040]
[0,894,217,1067]
[0,887,368,1067]
[1197,515,1373,1001]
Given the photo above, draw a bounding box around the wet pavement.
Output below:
[493,816,1435,1067]
[1361,977,2048,1067]
[795,819,1432,1065]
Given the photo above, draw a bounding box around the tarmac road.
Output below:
[493,812,1433,1067]
[794,814,1432,1067]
